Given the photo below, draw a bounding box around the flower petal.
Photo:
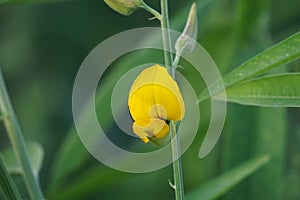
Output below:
[133,118,169,143]
[128,65,185,121]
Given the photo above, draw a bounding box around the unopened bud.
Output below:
[175,3,198,53]
[104,0,143,16]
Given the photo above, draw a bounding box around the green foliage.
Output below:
[186,155,270,200]
[215,73,300,107]
[198,32,300,102]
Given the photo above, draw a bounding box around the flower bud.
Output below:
[104,0,143,16]
[175,3,198,53]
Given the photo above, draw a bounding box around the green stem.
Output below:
[160,0,185,199]
[0,154,22,200]
[170,121,185,200]
[172,47,185,72]
[141,2,162,20]
[0,69,44,199]
[160,0,174,72]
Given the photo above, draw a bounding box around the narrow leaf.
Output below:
[214,73,300,107]
[0,154,22,200]
[1,141,44,177]
[198,31,300,102]
[186,155,270,200]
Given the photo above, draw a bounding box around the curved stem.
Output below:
[141,2,162,20]
[0,68,44,199]
[172,46,185,74]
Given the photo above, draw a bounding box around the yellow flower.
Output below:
[128,65,185,144]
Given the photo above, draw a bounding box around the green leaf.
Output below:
[0,154,22,200]
[198,31,300,102]
[186,155,270,200]
[214,73,300,107]
[1,141,44,177]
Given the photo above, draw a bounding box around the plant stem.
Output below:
[0,68,44,199]
[160,0,173,72]
[141,2,162,20]
[160,0,185,199]
[0,154,22,200]
[172,47,185,75]
[170,121,185,200]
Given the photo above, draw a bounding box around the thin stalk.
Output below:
[172,47,185,75]
[141,2,162,20]
[160,0,185,199]
[170,121,185,200]
[160,0,173,71]
[0,69,44,199]
[173,53,181,72]
[0,154,22,200]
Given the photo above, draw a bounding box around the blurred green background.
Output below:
[0,0,299,199]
